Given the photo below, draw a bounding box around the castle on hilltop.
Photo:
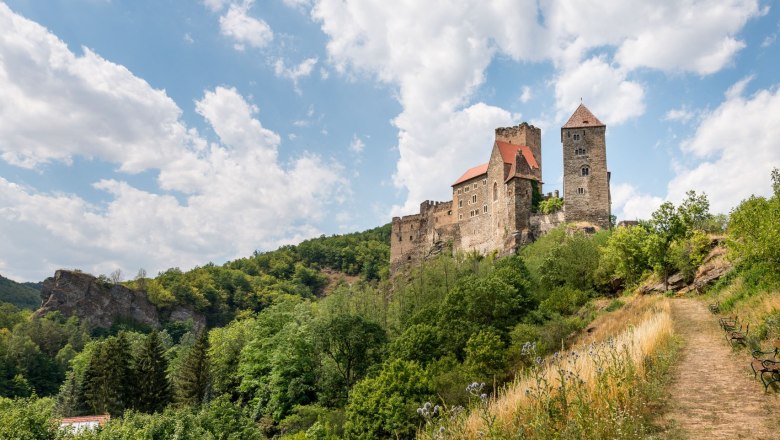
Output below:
[390,104,611,272]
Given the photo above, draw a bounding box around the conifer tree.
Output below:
[174,330,211,406]
[133,330,171,413]
[80,342,110,414]
[57,370,85,417]
[103,332,134,414]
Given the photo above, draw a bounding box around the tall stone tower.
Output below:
[561,104,611,229]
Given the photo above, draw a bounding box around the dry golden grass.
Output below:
[451,296,673,438]
[573,294,664,345]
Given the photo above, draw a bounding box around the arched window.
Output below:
[493,182,498,201]
[581,166,589,176]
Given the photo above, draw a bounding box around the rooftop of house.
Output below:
[562,103,605,129]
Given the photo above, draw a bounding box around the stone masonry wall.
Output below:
[562,126,610,229]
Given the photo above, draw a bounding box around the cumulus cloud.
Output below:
[611,182,663,221]
[668,81,780,213]
[553,57,645,125]
[273,57,318,94]
[519,86,532,103]
[217,1,273,50]
[0,6,346,281]
[0,3,191,171]
[312,0,761,215]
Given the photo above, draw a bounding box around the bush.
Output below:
[669,230,712,283]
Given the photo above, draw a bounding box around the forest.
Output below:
[1,170,779,439]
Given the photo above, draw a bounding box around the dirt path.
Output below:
[660,298,780,439]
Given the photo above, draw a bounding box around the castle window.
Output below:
[577,187,585,194]
[465,186,470,193]
[459,214,463,220]
[458,188,462,194]
[410,235,413,241]
[483,179,487,185]
[447,210,452,215]
[493,182,498,201]
[581,166,589,176]
[473,183,477,190]
[398,236,402,242]
[573,134,580,140]
[575,148,586,155]
[459,200,463,208]
[483,205,488,213]
[472,194,477,204]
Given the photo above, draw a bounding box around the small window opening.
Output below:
[581,166,589,176]
[577,187,585,194]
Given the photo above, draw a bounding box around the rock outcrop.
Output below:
[35,270,205,331]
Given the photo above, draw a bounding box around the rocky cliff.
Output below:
[34,270,205,331]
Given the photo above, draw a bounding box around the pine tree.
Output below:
[133,330,171,413]
[56,370,85,417]
[80,343,110,414]
[174,330,211,406]
[102,332,133,415]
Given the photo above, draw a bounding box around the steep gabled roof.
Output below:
[562,103,605,129]
[496,141,539,169]
[452,163,488,186]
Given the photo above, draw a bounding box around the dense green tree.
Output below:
[539,231,605,290]
[645,202,687,289]
[596,225,651,288]
[0,397,58,440]
[728,170,780,264]
[134,330,171,413]
[175,330,211,406]
[464,328,507,382]
[343,359,434,440]
[388,324,442,365]
[314,314,386,389]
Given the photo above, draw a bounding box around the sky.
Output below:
[0,0,779,282]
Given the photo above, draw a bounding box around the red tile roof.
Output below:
[562,103,604,128]
[496,141,539,169]
[59,415,111,425]
[452,163,488,186]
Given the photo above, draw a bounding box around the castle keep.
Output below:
[390,104,611,271]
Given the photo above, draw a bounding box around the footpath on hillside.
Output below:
[659,298,780,439]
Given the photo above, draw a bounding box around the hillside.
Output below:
[3,173,780,439]
[0,273,41,309]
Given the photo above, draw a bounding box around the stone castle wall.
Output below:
[562,125,611,229]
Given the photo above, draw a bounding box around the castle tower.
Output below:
[495,122,542,182]
[561,104,611,229]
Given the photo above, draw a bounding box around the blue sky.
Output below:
[0,0,778,281]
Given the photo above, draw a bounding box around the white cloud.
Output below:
[0,3,190,171]
[664,107,695,123]
[312,0,760,215]
[203,0,230,12]
[0,6,347,281]
[218,1,273,51]
[273,57,318,94]
[553,57,645,125]
[349,135,365,153]
[668,82,780,213]
[282,0,311,10]
[611,182,663,221]
[184,33,194,44]
[519,86,532,103]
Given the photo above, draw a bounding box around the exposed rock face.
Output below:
[35,270,204,331]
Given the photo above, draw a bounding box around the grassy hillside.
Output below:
[0,274,41,309]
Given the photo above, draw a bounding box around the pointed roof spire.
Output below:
[562,103,605,129]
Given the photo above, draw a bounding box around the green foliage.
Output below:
[0,301,30,330]
[388,324,442,365]
[669,230,712,283]
[464,328,506,382]
[530,181,543,212]
[134,331,171,413]
[80,333,134,416]
[0,274,41,310]
[605,299,624,312]
[537,196,564,214]
[539,231,606,291]
[0,396,58,440]
[175,330,211,407]
[343,359,433,439]
[538,286,590,318]
[596,225,651,288]
[314,314,386,389]
[727,177,780,264]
